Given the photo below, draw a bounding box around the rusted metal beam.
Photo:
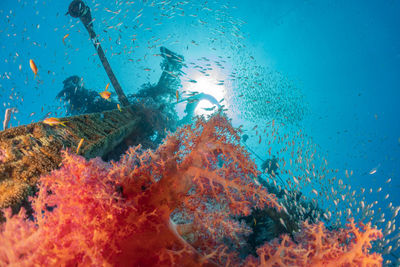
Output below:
[67,0,130,107]
[0,106,138,209]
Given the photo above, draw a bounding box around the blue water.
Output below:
[1,0,400,264]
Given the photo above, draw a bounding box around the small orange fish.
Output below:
[29,59,38,78]
[117,103,122,112]
[99,91,111,100]
[62,33,70,45]
[76,138,84,154]
[176,90,179,103]
[105,83,110,91]
[43,117,67,126]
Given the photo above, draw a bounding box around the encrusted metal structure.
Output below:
[0,106,137,210]
[67,0,130,107]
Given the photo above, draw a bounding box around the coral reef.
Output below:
[0,114,382,266]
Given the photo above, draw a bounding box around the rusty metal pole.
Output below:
[67,0,130,107]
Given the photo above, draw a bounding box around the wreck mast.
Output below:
[67,0,130,107]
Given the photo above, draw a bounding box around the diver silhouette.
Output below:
[262,155,279,177]
[241,134,286,186]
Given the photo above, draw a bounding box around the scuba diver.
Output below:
[56,75,117,115]
[241,134,286,186]
[261,155,280,178]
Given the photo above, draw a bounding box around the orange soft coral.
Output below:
[245,219,383,267]
[0,114,382,266]
[0,114,279,266]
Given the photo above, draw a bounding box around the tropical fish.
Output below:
[176,90,179,103]
[105,83,110,91]
[99,91,111,100]
[29,59,38,78]
[117,103,122,112]
[76,138,84,154]
[43,117,67,126]
[3,108,15,130]
[369,164,380,175]
[312,189,318,196]
[62,34,70,45]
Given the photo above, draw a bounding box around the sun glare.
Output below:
[181,74,227,117]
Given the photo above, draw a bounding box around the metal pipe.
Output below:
[67,0,130,107]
